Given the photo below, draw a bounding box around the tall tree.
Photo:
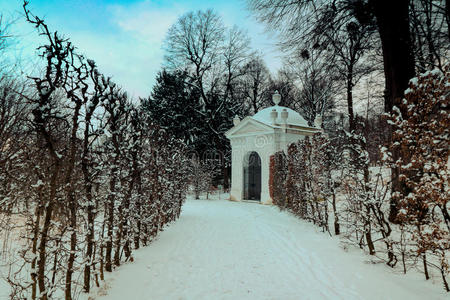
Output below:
[370,0,416,221]
[164,9,225,109]
[284,47,336,127]
[316,4,377,131]
[248,0,418,221]
[410,0,450,72]
[163,9,251,144]
[142,70,206,151]
[238,55,272,114]
[161,9,253,187]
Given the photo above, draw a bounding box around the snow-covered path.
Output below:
[96,198,446,300]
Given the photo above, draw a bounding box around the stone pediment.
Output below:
[225,117,274,138]
[233,123,269,135]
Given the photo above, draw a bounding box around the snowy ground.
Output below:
[0,270,8,299]
[86,196,446,300]
[0,216,25,299]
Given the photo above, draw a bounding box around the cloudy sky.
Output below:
[1,0,282,98]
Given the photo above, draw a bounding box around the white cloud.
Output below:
[75,2,186,98]
[69,30,162,99]
[110,3,181,44]
[99,0,283,98]
[3,0,283,99]
[66,2,185,99]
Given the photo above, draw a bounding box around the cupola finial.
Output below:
[272,90,281,106]
[233,115,240,126]
[314,115,323,129]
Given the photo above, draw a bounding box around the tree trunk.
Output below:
[114,203,123,267]
[365,213,376,255]
[332,192,340,235]
[81,106,98,292]
[365,230,376,255]
[105,168,116,272]
[441,266,449,292]
[92,242,100,288]
[83,182,94,292]
[372,0,415,223]
[37,159,61,300]
[37,201,54,300]
[65,193,77,300]
[99,220,106,281]
[134,174,142,250]
[423,252,430,280]
[346,69,355,132]
[31,203,42,300]
[121,187,133,262]
[401,250,407,274]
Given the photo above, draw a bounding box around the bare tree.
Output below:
[222,26,251,103]
[163,9,251,119]
[319,19,377,131]
[238,54,272,114]
[164,9,225,107]
[163,9,252,188]
[410,0,450,72]
[284,48,335,127]
[0,14,12,54]
[0,3,191,299]
[247,0,417,222]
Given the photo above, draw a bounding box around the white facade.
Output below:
[225,94,320,204]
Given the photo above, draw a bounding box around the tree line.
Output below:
[142,9,344,189]
[0,2,189,299]
[144,1,449,199]
[147,0,449,218]
[270,65,449,290]
[0,0,448,297]
[254,0,449,292]
[248,0,449,221]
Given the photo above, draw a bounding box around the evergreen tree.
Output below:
[141,70,207,151]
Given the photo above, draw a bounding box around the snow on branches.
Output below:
[269,99,449,290]
[270,132,334,233]
[386,65,449,291]
[0,3,191,299]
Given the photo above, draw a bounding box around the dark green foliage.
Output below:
[141,69,236,157]
[141,70,205,150]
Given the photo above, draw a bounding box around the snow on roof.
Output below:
[252,105,310,127]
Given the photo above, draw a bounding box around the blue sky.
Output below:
[1,0,282,98]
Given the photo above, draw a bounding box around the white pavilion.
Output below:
[225,91,321,204]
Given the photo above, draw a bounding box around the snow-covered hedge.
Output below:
[0,7,190,299]
[270,64,449,293]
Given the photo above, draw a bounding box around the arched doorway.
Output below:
[243,151,261,201]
